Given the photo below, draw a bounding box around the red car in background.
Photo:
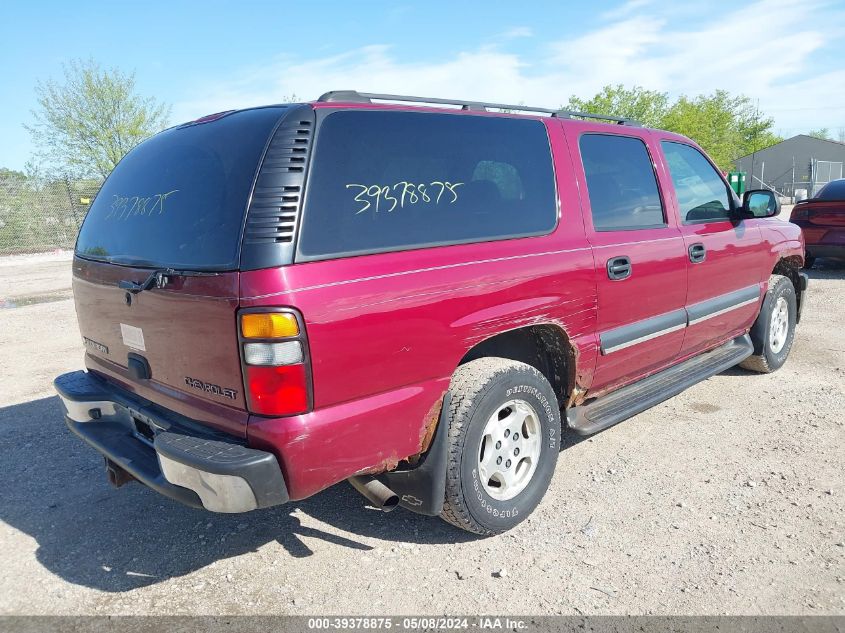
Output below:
[790,178,845,267]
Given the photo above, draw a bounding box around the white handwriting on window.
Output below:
[345,181,464,215]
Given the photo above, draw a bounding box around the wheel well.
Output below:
[773,256,804,322]
[458,325,575,409]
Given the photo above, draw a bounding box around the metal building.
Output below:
[734,135,845,200]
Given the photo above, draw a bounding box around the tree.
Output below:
[662,91,781,169]
[565,84,670,129]
[566,85,782,170]
[25,58,171,179]
[730,95,783,158]
[807,128,833,140]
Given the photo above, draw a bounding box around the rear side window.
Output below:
[661,141,732,223]
[76,107,285,270]
[297,111,557,260]
[579,134,665,231]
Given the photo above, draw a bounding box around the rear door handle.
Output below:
[688,243,706,264]
[606,256,632,280]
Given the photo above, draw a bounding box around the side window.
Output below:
[579,134,665,231]
[298,111,557,260]
[661,141,732,223]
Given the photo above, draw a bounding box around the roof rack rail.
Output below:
[316,90,641,126]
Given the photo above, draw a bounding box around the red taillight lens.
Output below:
[239,309,311,417]
[245,364,309,416]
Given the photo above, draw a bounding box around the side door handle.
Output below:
[606,256,632,281]
[688,242,706,264]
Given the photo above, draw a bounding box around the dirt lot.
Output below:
[0,249,842,616]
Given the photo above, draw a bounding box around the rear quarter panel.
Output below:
[239,118,599,499]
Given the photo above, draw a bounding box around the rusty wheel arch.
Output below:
[409,323,582,462]
[772,256,805,322]
[457,323,581,409]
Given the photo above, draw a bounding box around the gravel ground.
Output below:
[0,253,842,616]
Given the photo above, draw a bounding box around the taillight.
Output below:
[241,312,300,338]
[239,309,311,416]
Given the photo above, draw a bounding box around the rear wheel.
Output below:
[802,254,816,269]
[440,358,559,536]
[740,274,797,374]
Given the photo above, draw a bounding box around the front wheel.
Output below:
[440,358,560,536]
[740,274,797,374]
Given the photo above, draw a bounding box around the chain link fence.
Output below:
[0,177,102,256]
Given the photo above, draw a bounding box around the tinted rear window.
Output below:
[297,111,557,260]
[817,179,845,200]
[76,107,285,270]
[579,134,665,231]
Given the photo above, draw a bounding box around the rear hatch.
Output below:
[801,180,845,232]
[72,106,303,437]
[804,200,845,228]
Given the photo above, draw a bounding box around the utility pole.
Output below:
[792,156,795,201]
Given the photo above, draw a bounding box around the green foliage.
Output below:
[565,85,783,170]
[566,84,670,129]
[0,169,100,255]
[0,168,28,198]
[662,91,782,170]
[25,58,171,179]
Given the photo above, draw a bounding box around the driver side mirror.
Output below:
[741,189,780,219]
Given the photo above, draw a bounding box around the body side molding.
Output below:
[599,285,762,355]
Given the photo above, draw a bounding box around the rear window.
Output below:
[75,107,285,270]
[817,179,845,200]
[297,111,557,260]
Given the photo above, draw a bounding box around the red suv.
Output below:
[55,91,809,535]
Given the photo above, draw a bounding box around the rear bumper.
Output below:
[54,371,289,513]
[806,244,845,259]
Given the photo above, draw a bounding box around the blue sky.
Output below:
[2,0,844,170]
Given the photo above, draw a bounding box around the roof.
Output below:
[315,90,643,127]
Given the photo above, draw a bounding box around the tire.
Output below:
[440,358,560,536]
[802,254,816,270]
[739,274,797,374]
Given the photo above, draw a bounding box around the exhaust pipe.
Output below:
[348,476,400,512]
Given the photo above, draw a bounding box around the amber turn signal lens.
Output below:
[241,313,299,339]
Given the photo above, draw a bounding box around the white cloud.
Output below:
[500,26,533,39]
[172,45,533,121]
[172,0,844,133]
[599,0,653,21]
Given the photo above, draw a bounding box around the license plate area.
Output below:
[126,406,170,448]
[132,417,157,447]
